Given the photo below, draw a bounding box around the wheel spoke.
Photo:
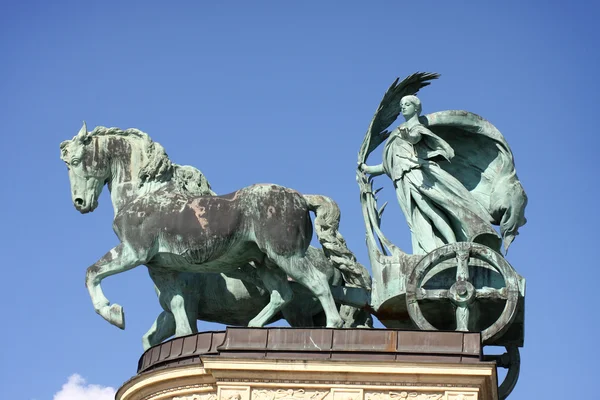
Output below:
[416,289,449,300]
[455,305,469,331]
[455,249,470,281]
[476,287,508,300]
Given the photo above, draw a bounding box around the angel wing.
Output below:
[358,72,440,164]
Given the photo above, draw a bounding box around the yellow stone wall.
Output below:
[117,358,498,400]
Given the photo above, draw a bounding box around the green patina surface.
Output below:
[60,123,372,348]
[356,73,526,348]
[59,73,527,361]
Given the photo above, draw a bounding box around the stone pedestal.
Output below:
[116,328,499,400]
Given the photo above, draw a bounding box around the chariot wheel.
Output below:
[406,242,520,343]
[483,345,521,400]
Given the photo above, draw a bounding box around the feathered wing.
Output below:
[358,72,440,164]
[422,111,528,252]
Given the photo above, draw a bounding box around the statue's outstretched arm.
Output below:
[359,163,385,176]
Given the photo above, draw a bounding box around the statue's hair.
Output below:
[400,95,422,115]
[71,126,214,194]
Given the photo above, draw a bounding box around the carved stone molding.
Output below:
[446,393,478,400]
[330,388,363,400]
[218,385,251,400]
[173,394,217,400]
[167,389,479,400]
[168,389,474,400]
[216,379,476,389]
[138,383,215,400]
[118,356,495,400]
[366,392,443,400]
[252,388,329,400]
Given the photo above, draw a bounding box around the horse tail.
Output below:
[303,195,372,291]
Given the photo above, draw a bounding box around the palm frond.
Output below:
[358,72,440,164]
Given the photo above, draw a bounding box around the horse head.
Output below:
[60,122,111,214]
[60,124,176,214]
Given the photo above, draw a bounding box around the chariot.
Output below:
[332,174,525,399]
[328,73,527,399]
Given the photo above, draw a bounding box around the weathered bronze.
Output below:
[60,72,527,399]
[354,73,527,398]
[143,246,371,350]
[354,73,526,337]
[137,327,483,374]
[358,73,527,255]
[60,125,371,337]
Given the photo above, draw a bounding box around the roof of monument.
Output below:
[137,327,484,374]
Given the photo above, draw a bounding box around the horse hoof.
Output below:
[327,318,344,328]
[247,319,263,328]
[110,304,126,329]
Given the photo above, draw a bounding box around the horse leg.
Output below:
[85,242,154,328]
[248,263,294,327]
[142,311,175,351]
[150,269,198,338]
[169,293,198,337]
[271,254,343,328]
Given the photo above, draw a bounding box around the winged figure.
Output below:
[358,73,527,255]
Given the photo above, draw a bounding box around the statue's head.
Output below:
[400,95,422,119]
[59,122,110,214]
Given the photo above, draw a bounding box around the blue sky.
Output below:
[1,1,598,399]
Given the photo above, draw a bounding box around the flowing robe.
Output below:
[382,123,501,254]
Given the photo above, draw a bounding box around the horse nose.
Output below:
[74,198,84,207]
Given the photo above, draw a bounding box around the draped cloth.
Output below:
[380,111,527,254]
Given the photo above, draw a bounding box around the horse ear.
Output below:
[77,121,87,136]
[76,121,90,143]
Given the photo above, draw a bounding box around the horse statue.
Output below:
[60,124,371,339]
[141,167,371,350]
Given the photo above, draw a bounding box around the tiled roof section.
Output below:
[137,328,482,374]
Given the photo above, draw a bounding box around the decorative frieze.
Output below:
[173,395,217,400]
[170,389,461,400]
[252,388,329,400]
[117,357,494,400]
[366,392,443,400]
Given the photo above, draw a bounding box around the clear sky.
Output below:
[1,1,598,399]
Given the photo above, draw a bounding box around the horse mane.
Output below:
[89,126,214,194]
[172,164,216,196]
